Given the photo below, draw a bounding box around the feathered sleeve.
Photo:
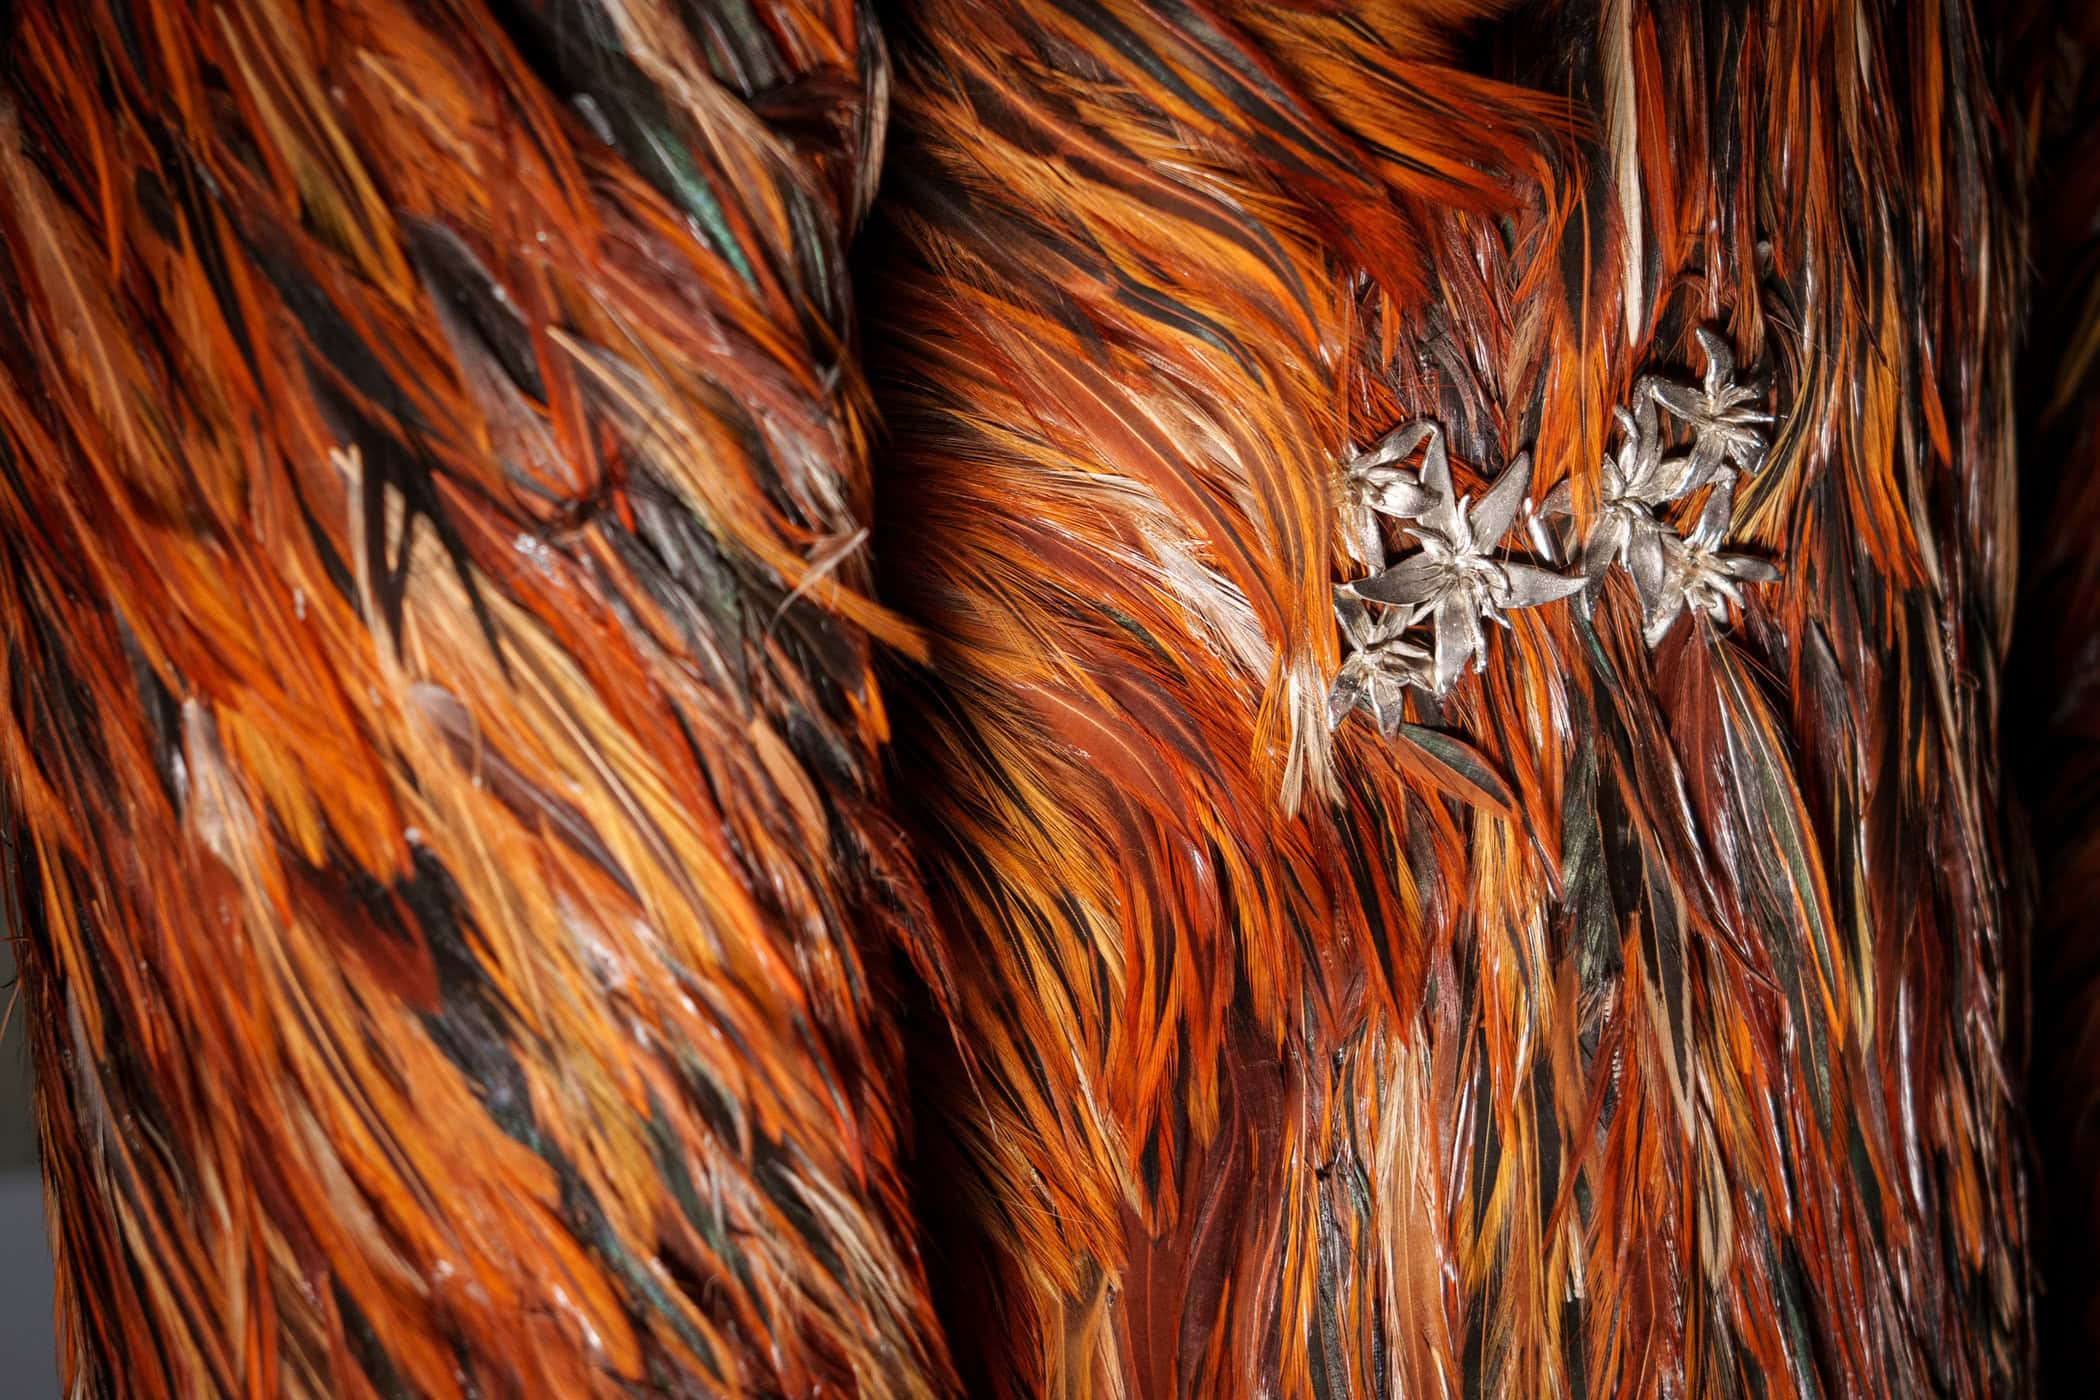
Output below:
[0,1,953,1394]
[868,1,2029,1395]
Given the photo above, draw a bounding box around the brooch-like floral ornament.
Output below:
[1346,434,1583,696]
[1328,590,1431,732]
[1641,479,1781,646]
[1651,328,1771,488]
[1329,327,1780,725]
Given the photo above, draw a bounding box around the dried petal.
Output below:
[1334,590,1379,649]
[1354,420,1436,472]
[1365,473,1437,520]
[1584,512,1632,597]
[1415,427,1463,541]
[1649,378,1707,422]
[1353,554,1441,610]
[1496,561,1588,610]
[1628,522,1668,614]
[1328,669,1366,728]
[1690,480,1735,551]
[1725,557,1782,584]
[1694,326,1736,390]
[1469,451,1531,547]
[1432,591,1479,693]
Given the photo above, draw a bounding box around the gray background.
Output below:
[0,936,59,1399]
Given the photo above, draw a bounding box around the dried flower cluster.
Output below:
[1331,329,1779,729]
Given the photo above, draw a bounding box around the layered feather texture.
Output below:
[0,0,955,1394]
[0,0,2047,1394]
[868,1,2030,1394]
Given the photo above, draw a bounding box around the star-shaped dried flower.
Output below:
[1647,327,1771,491]
[1349,438,1582,693]
[1606,390,1688,504]
[1340,421,1441,567]
[1640,480,1782,645]
[1565,401,1682,608]
[1329,591,1431,731]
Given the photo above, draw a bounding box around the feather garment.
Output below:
[0,0,956,1394]
[868,1,2031,1395]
